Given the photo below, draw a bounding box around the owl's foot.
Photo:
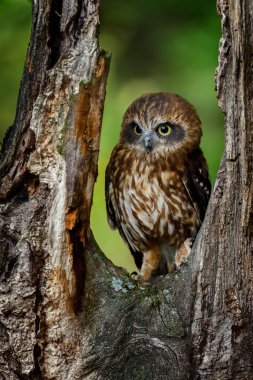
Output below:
[167,261,176,273]
[138,247,161,282]
[130,272,149,284]
[175,238,194,269]
[130,271,138,281]
[136,274,149,285]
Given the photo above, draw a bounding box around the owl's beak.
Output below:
[144,136,153,152]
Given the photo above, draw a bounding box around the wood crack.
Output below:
[47,0,64,69]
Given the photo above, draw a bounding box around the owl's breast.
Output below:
[113,156,198,251]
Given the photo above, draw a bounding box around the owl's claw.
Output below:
[130,272,149,284]
[130,271,138,281]
[175,237,194,269]
[167,262,175,273]
[188,238,194,248]
[136,275,149,285]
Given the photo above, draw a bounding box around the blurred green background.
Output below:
[0,0,223,272]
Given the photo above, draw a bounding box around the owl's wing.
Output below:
[105,161,143,269]
[182,148,211,223]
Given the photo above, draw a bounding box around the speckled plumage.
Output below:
[105,93,211,281]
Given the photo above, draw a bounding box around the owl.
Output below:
[105,93,211,282]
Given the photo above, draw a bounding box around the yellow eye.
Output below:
[133,123,142,136]
[157,123,171,137]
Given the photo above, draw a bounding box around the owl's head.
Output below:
[120,93,202,156]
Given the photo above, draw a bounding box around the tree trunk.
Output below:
[0,1,252,380]
[0,1,110,378]
[191,0,253,378]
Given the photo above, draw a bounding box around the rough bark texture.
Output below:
[0,1,110,378]
[0,0,252,379]
[191,0,253,378]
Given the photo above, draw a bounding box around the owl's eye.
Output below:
[157,123,171,137]
[133,123,142,136]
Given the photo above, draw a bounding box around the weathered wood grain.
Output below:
[191,1,253,378]
[0,1,110,378]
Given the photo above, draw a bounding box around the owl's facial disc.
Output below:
[120,118,187,154]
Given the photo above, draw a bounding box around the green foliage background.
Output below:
[0,0,223,272]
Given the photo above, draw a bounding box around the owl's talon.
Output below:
[175,237,193,269]
[167,262,175,273]
[175,259,188,271]
[136,275,148,285]
[131,274,150,285]
[130,271,138,281]
[188,238,194,249]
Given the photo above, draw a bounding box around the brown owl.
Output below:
[105,93,211,282]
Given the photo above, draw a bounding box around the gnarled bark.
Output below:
[191,0,253,378]
[0,1,110,378]
[0,0,252,379]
